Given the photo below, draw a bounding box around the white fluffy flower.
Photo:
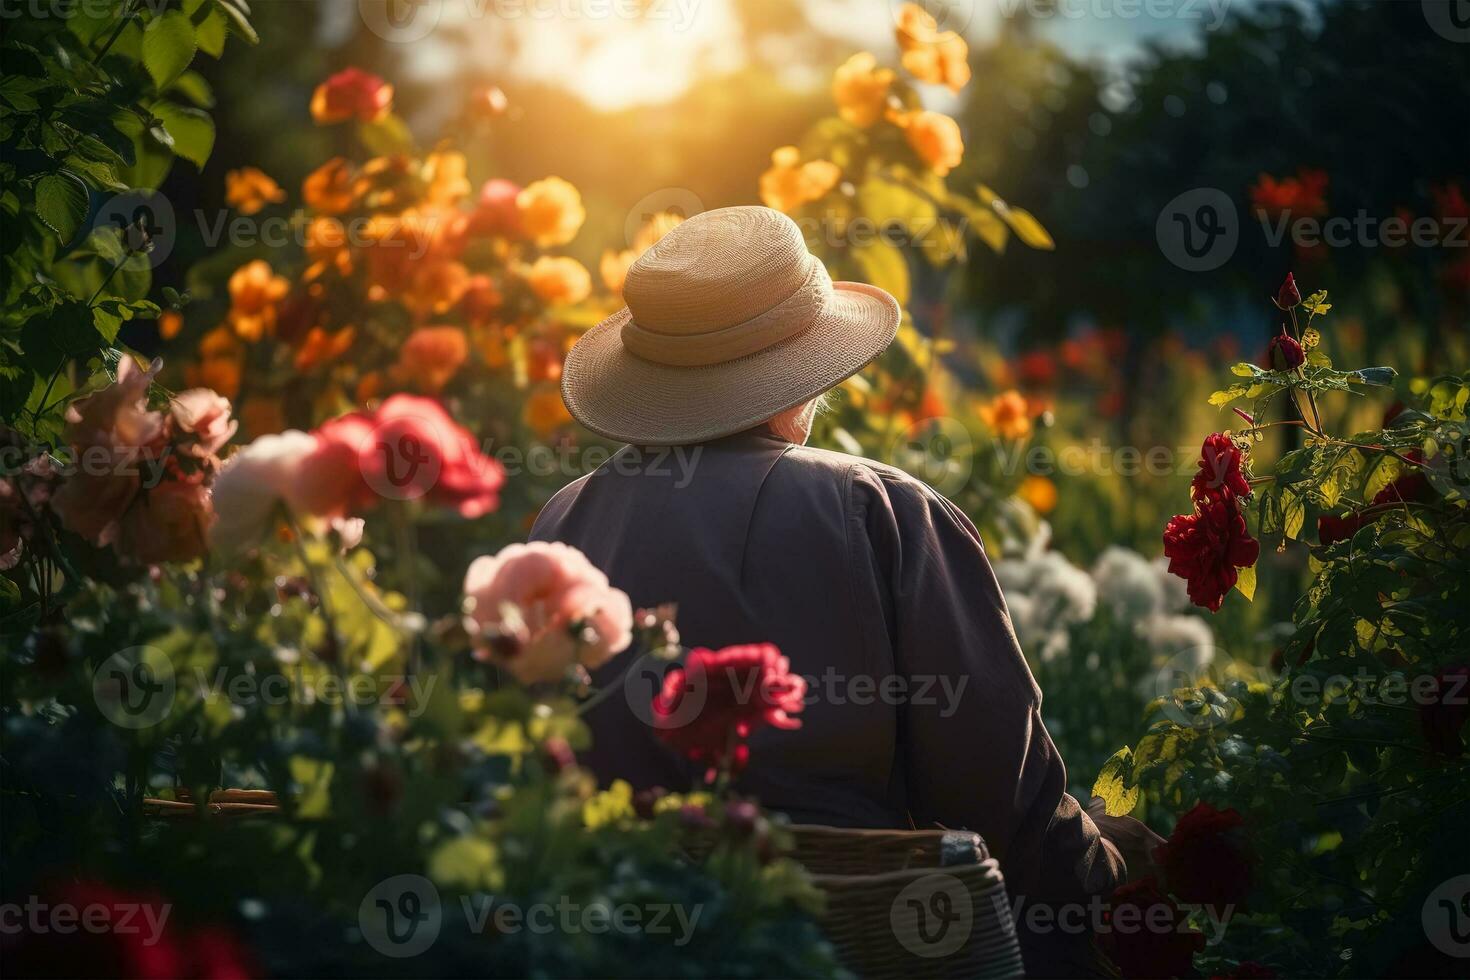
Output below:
[1092,546,1165,622]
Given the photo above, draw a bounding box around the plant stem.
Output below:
[91,0,137,65]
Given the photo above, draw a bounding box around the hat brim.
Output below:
[561,282,900,446]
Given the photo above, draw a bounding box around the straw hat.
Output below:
[561,206,901,445]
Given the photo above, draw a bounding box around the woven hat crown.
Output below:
[622,207,816,335]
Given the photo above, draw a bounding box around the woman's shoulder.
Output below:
[777,444,962,515]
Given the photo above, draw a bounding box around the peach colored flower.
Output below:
[170,389,238,459]
[361,209,466,301]
[304,216,353,280]
[459,275,503,322]
[157,310,183,340]
[227,260,289,341]
[403,260,471,319]
[49,358,165,547]
[119,479,214,565]
[224,167,285,216]
[395,326,469,393]
[310,67,393,125]
[468,178,523,239]
[462,541,633,685]
[833,52,895,127]
[524,256,591,306]
[303,157,356,214]
[892,110,964,176]
[759,146,841,214]
[895,4,970,92]
[516,177,585,247]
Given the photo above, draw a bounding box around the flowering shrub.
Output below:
[1095,279,1469,977]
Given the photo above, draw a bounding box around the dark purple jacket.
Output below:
[530,426,1122,914]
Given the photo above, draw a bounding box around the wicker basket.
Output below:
[792,826,1024,979]
[143,795,1023,977]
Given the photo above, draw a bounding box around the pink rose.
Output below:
[462,541,633,685]
[119,479,215,565]
[208,430,319,552]
[170,389,238,458]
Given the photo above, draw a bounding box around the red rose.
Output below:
[1097,876,1205,980]
[299,395,505,519]
[652,643,806,781]
[1164,491,1260,612]
[1275,272,1300,309]
[1155,802,1253,907]
[1191,433,1252,500]
[1266,331,1305,371]
[1419,664,1470,756]
[310,67,393,124]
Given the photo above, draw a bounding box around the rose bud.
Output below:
[1268,331,1305,371]
[1275,272,1300,309]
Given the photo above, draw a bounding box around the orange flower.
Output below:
[892,110,963,176]
[523,386,572,437]
[186,332,242,401]
[472,322,511,370]
[1250,168,1328,219]
[305,216,353,280]
[1017,475,1058,515]
[303,157,356,214]
[361,208,467,303]
[395,326,469,393]
[356,371,385,405]
[353,155,416,211]
[895,4,970,92]
[403,260,471,319]
[978,390,1033,441]
[759,146,842,214]
[600,210,684,295]
[422,150,472,207]
[294,325,356,372]
[310,67,393,124]
[158,310,183,340]
[225,167,286,216]
[516,177,586,247]
[460,274,504,322]
[524,256,591,305]
[226,260,289,341]
[833,52,895,127]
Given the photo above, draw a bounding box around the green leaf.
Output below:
[170,70,215,108]
[1091,747,1140,817]
[1351,366,1397,387]
[357,113,415,158]
[850,239,911,306]
[214,0,260,44]
[1281,487,1306,540]
[35,171,89,244]
[152,102,215,168]
[143,11,198,90]
[1208,384,1247,407]
[1234,562,1256,601]
[195,7,229,57]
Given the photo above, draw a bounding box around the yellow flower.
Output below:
[891,109,964,176]
[894,3,971,92]
[224,167,286,216]
[1017,475,1058,515]
[226,260,289,341]
[304,216,353,280]
[516,177,586,247]
[293,325,356,372]
[524,255,591,306]
[303,157,355,214]
[758,146,842,214]
[523,386,573,437]
[833,52,895,128]
[582,779,634,829]
[978,390,1033,441]
[422,149,472,207]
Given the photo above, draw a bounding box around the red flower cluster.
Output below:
[651,643,806,782]
[300,394,505,519]
[1165,435,1260,611]
[1154,801,1253,908]
[310,67,393,124]
[1250,168,1328,219]
[0,880,255,979]
[1096,876,1205,980]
